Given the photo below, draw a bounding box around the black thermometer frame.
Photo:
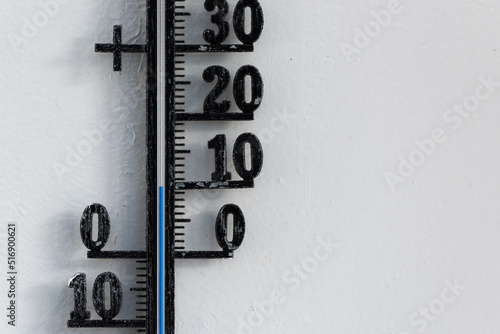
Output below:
[66,0,264,333]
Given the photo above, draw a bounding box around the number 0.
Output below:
[80,203,110,252]
[215,204,245,251]
[234,65,264,114]
[92,272,123,321]
[233,0,264,44]
[233,133,263,180]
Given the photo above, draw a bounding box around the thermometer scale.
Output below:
[66,0,264,333]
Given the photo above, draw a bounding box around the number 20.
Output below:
[203,65,264,114]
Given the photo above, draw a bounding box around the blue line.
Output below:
[159,186,164,334]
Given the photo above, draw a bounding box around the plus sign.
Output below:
[95,25,147,71]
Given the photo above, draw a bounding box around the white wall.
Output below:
[1,0,500,333]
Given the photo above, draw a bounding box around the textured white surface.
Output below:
[2,0,500,333]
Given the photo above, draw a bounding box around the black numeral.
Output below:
[208,133,263,181]
[204,65,263,114]
[203,0,230,44]
[233,0,264,44]
[93,272,123,321]
[233,65,263,114]
[203,0,264,44]
[215,204,245,251]
[203,65,231,114]
[208,134,232,181]
[68,273,91,321]
[233,133,263,180]
[80,203,110,252]
[68,272,123,321]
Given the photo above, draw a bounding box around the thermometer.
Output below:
[66,0,264,333]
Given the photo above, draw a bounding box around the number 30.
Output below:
[204,0,264,45]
